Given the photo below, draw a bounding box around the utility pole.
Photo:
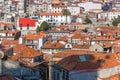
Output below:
[49,49,53,80]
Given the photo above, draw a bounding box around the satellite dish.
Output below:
[0,51,4,58]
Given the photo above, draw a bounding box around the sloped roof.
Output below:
[18,18,38,27]
[40,12,63,16]
[21,32,47,40]
[57,53,120,71]
[10,44,42,60]
[41,42,65,49]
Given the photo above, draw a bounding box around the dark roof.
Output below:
[0,75,16,80]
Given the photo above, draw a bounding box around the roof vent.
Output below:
[97,59,105,63]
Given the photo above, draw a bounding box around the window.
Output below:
[27,24,29,30]
[20,24,22,30]
[95,49,98,51]
[67,44,70,48]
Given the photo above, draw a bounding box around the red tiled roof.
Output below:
[4,23,13,27]
[52,0,61,4]
[21,32,47,40]
[58,35,68,42]
[72,44,90,49]
[57,52,120,71]
[42,42,65,49]
[72,34,84,39]
[54,50,95,57]
[0,30,20,35]
[67,22,82,26]
[2,40,18,45]
[40,12,63,16]
[10,44,42,60]
[113,40,120,45]
[18,18,38,27]
[92,36,115,41]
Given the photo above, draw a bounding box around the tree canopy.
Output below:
[62,9,71,24]
[62,9,71,16]
[112,18,119,26]
[36,21,49,32]
[84,16,92,24]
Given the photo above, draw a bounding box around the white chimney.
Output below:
[19,37,24,44]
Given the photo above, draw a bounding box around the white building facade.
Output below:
[78,2,102,12]
[39,12,71,26]
[67,5,80,15]
[97,9,120,21]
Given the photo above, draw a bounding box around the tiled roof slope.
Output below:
[10,44,42,60]
[57,53,120,71]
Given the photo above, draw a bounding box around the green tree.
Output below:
[62,9,71,24]
[112,18,119,26]
[84,16,92,24]
[36,25,40,32]
[36,21,49,32]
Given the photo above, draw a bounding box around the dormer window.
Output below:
[65,43,72,48]
[67,45,70,48]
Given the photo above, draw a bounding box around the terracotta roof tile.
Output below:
[58,35,68,42]
[72,34,84,39]
[10,44,42,61]
[22,33,47,40]
[1,40,18,45]
[54,50,95,57]
[92,36,115,41]
[42,42,65,49]
[67,22,82,26]
[40,12,63,16]
[4,23,13,27]
[56,52,119,71]
[52,0,61,4]
[0,30,20,35]
[72,44,90,49]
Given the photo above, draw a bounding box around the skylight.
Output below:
[79,54,91,62]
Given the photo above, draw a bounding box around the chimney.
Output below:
[68,36,72,43]
[19,37,25,44]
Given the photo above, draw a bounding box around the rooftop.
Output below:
[10,44,42,60]
[57,53,119,71]
[18,18,38,27]
[40,12,63,16]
